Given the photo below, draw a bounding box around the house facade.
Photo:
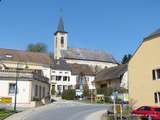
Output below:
[50,59,95,95]
[94,64,128,90]
[0,69,49,108]
[129,28,160,107]
[50,59,75,94]
[0,49,51,107]
[94,64,128,101]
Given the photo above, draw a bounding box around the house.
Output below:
[94,64,128,90]
[50,59,74,95]
[50,59,95,95]
[0,68,49,108]
[94,64,128,102]
[69,63,95,90]
[0,48,51,80]
[0,49,51,107]
[129,28,160,107]
[54,17,118,69]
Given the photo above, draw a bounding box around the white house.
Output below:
[0,68,49,108]
[50,59,75,94]
[50,59,96,95]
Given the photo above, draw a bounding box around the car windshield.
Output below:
[155,108,160,112]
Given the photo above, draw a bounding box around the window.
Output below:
[35,85,38,96]
[56,76,62,81]
[43,87,45,98]
[65,72,68,74]
[39,86,41,98]
[61,37,64,47]
[57,85,62,91]
[154,92,160,103]
[9,83,16,94]
[52,71,56,73]
[157,69,160,79]
[153,69,160,80]
[63,76,67,81]
[153,70,156,80]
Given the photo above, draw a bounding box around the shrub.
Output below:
[62,89,76,100]
[32,96,41,101]
[51,87,56,95]
[105,96,113,103]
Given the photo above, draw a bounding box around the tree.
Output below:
[121,54,132,64]
[26,43,47,53]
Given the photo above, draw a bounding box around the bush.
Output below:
[62,89,76,100]
[51,87,56,95]
[105,96,113,103]
[32,96,41,101]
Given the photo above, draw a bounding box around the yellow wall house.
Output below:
[129,28,160,107]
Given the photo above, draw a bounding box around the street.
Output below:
[24,101,110,120]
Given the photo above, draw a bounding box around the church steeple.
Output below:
[55,16,67,35]
[54,16,68,59]
[57,16,64,32]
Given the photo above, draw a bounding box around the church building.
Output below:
[50,17,118,94]
[54,17,118,69]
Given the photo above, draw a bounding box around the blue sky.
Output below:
[0,0,160,61]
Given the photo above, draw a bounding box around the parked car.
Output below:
[132,106,160,119]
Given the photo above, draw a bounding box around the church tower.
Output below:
[54,16,68,59]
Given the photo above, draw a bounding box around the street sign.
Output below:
[0,97,12,104]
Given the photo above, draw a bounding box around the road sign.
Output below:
[0,97,12,104]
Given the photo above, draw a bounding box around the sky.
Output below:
[0,0,160,61]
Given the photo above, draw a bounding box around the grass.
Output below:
[0,108,13,120]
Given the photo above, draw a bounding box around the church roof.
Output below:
[144,28,160,41]
[61,48,117,63]
[0,48,51,65]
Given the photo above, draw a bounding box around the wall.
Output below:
[50,69,74,93]
[65,59,117,69]
[129,36,160,107]
[0,80,31,106]
[54,32,68,59]
[32,80,49,99]
[120,71,128,89]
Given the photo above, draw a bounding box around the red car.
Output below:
[132,106,160,120]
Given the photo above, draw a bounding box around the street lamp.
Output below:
[14,62,20,113]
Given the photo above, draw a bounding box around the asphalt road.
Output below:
[25,102,110,120]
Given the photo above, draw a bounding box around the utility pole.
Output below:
[14,63,20,113]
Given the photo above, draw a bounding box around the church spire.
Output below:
[57,16,64,32]
[55,16,67,35]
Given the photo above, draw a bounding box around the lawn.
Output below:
[0,108,13,120]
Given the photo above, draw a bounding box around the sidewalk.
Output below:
[85,110,107,120]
